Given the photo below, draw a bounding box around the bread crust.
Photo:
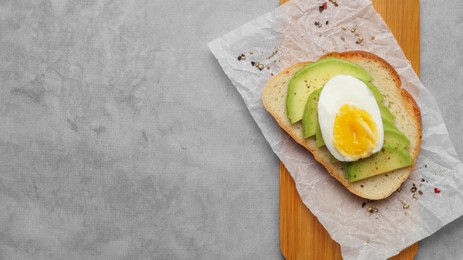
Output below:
[262,51,422,200]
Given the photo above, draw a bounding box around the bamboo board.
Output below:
[279,0,420,259]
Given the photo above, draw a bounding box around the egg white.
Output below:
[317,75,384,162]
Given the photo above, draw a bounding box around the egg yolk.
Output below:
[333,104,378,159]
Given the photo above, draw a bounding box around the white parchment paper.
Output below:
[208,0,463,259]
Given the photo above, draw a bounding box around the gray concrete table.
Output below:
[0,0,461,259]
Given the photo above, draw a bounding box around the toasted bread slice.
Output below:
[262,51,421,200]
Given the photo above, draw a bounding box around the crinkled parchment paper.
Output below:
[208,0,463,259]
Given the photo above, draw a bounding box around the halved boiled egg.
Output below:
[318,75,384,162]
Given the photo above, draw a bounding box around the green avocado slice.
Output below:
[315,122,325,148]
[302,87,323,138]
[363,80,384,103]
[345,144,413,182]
[378,103,395,125]
[384,127,411,149]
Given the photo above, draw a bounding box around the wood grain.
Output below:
[279,0,420,259]
[372,0,420,75]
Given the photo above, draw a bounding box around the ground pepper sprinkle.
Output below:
[267,49,279,60]
[367,205,379,214]
[329,0,338,7]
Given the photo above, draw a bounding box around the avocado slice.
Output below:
[315,122,325,147]
[378,103,395,125]
[383,119,400,132]
[384,127,411,149]
[302,87,323,138]
[361,80,396,123]
[363,80,384,104]
[363,81,396,124]
[286,58,372,124]
[345,144,413,182]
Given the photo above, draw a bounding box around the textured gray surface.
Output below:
[416,0,463,259]
[0,0,461,259]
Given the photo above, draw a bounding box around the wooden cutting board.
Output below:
[279,0,420,259]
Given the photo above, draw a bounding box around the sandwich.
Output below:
[262,51,421,200]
